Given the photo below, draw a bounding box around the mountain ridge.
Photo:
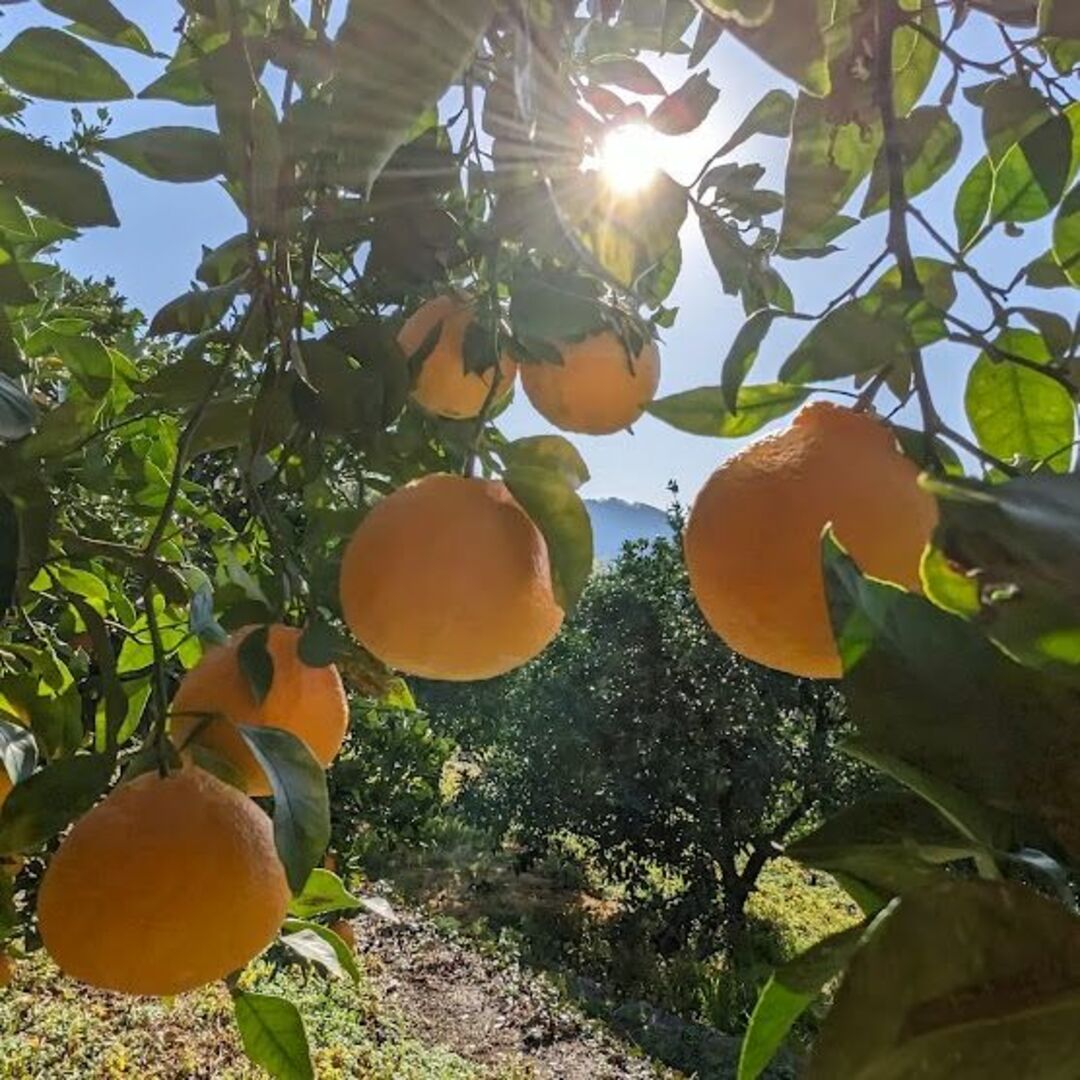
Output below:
[584,497,671,562]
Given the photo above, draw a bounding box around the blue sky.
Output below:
[1,3,1075,506]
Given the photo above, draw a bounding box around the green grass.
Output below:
[0,951,506,1080]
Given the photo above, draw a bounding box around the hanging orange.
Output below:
[170,624,348,797]
[684,401,938,679]
[338,474,563,681]
[38,766,289,996]
[520,330,660,434]
[398,295,517,419]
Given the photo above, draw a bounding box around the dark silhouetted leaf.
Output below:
[808,881,1080,1079]
[650,72,719,135]
[0,129,117,227]
[100,127,224,183]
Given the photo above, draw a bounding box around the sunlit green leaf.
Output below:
[232,991,314,1080]
[0,28,131,102]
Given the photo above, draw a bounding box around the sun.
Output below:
[597,124,662,195]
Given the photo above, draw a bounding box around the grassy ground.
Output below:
[0,951,512,1080]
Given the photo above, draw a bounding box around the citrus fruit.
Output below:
[329,918,356,951]
[0,770,11,810]
[170,624,348,798]
[339,474,563,681]
[398,295,517,419]
[38,766,289,996]
[520,330,660,434]
[684,401,938,679]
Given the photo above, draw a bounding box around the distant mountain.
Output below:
[585,498,671,562]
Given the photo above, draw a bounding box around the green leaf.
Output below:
[588,57,666,96]
[698,0,774,28]
[1017,306,1073,357]
[822,538,1080,859]
[139,60,213,106]
[504,466,594,613]
[0,753,113,855]
[927,471,1080,673]
[808,880,1080,1080]
[780,299,909,383]
[981,78,1053,164]
[1053,182,1080,285]
[1025,248,1072,289]
[786,791,980,909]
[739,923,868,1080]
[237,626,274,705]
[648,383,807,437]
[0,28,131,102]
[99,127,224,183]
[649,72,719,136]
[237,726,330,894]
[721,309,779,409]
[232,991,314,1080]
[780,93,880,252]
[991,111,1074,223]
[149,278,243,337]
[710,89,794,160]
[554,171,687,290]
[332,0,496,194]
[0,374,37,441]
[508,269,605,343]
[862,106,962,216]
[954,156,994,250]
[0,129,117,228]
[964,329,1075,470]
[720,0,830,96]
[0,717,36,784]
[287,868,362,918]
[281,922,360,982]
[499,436,590,490]
[41,0,153,54]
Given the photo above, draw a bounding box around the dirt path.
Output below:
[352,908,668,1079]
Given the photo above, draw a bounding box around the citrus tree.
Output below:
[0,0,1075,1077]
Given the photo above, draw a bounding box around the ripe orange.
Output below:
[520,330,660,435]
[38,766,289,996]
[329,918,356,951]
[684,401,938,679]
[170,624,348,798]
[398,295,517,420]
[339,474,563,681]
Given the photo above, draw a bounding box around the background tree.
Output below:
[426,521,868,955]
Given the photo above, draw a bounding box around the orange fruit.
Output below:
[339,474,563,681]
[170,624,348,798]
[329,918,356,951]
[0,771,11,810]
[684,401,938,679]
[398,295,517,420]
[38,766,289,996]
[520,330,660,434]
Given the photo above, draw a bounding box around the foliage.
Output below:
[0,0,1074,1075]
[327,689,454,874]
[425,527,869,954]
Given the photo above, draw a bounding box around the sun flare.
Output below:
[597,124,662,195]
